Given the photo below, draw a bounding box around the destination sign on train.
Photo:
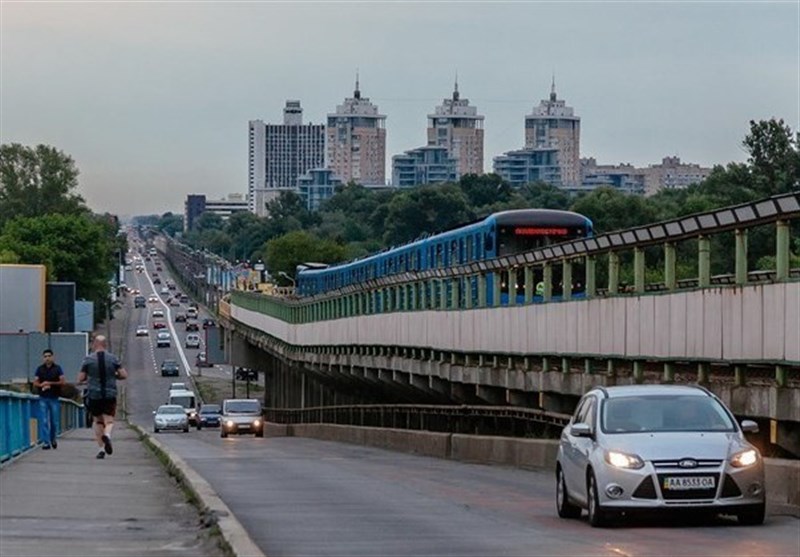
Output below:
[513,227,570,236]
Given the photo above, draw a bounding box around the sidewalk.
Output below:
[0,426,221,557]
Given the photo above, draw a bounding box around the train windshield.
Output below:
[497,224,588,256]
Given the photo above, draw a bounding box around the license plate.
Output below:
[663,476,715,490]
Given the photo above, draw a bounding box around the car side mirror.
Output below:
[571,423,592,438]
[740,420,759,433]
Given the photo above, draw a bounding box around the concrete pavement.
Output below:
[0,426,223,557]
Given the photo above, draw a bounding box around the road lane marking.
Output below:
[142,264,192,377]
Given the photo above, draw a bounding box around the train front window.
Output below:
[497,226,585,256]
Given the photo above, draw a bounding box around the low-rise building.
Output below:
[492,148,561,187]
[392,146,457,187]
[184,193,249,230]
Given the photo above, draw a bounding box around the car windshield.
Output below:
[226,401,260,414]
[201,405,220,414]
[602,395,735,433]
[158,406,184,415]
[170,396,195,409]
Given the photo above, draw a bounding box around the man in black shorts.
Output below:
[78,335,128,459]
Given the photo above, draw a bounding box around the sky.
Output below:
[1,1,798,217]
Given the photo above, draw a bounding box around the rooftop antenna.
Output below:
[354,69,361,99]
[453,70,460,101]
[550,71,557,101]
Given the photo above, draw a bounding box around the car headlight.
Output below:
[605,450,645,470]
[253,419,261,427]
[730,449,758,468]
[225,420,235,428]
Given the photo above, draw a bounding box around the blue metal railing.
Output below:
[0,390,85,463]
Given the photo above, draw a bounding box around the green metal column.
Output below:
[561,357,570,374]
[634,247,645,294]
[608,252,620,295]
[465,277,473,309]
[735,229,748,285]
[698,236,711,288]
[562,260,573,301]
[663,362,675,383]
[664,242,677,290]
[509,270,517,306]
[585,256,596,299]
[409,283,416,310]
[542,357,550,373]
[584,359,593,375]
[491,271,501,307]
[776,220,790,281]
[775,365,786,388]
[450,278,460,309]
[697,362,709,384]
[524,266,534,303]
[607,359,617,378]
[734,364,746,387]
[477,274,487,308]
[440,279,448,310]
[543,263,553,302]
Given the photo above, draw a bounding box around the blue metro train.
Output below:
[296,209,593,302]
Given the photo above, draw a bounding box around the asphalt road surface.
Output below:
[119,244,800,557]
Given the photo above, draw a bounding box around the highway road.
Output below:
[117,242,800,557]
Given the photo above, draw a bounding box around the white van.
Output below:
[168,390,198,426]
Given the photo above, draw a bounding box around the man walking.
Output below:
[77,335,127,459]
[33,349,65,450]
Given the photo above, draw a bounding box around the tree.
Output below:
[570,187,658,233]
[742,118,799,196]
[0,213,116,318]
[382,184,474,245]
[519,182,572,210]
[263,230,347,281]
[457,173,513,208]
[157,212,184,237]
[0,143,87,227]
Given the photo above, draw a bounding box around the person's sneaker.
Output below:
[96,450,105,459]
[102,434,113,455]
[52,440,58,449]
[42,444,51,450]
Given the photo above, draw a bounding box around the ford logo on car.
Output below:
[679,459,698,468]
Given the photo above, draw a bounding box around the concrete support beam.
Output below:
[524,266,534,304]
[491,272,501,307]
[698,236,711,288]
[776,220,790,281]
[634,247,645,294]
[585,256,596,299]
[562,260,573,301]
[664,243,677,291]
[477,274,487,308]
[476,384,504,405]
[608,252,620,295]
[735,229,748,285]
[543,263,553,302]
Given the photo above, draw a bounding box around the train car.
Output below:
[296,209,593,302]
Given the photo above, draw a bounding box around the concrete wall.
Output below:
[274,423,799,516]
[0,265,46,333]
[233,282,800,365]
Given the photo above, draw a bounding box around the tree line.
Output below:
[0,144,124,322]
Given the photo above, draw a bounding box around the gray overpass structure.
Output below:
[198,193,800,452]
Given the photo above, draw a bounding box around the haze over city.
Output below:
[2,1,798,216]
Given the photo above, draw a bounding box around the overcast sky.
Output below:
[2,1,798,217]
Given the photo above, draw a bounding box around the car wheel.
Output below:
[737,502,766,526]
[556,466,582,519]
[587,471,611,527]
[197,424,202,430]
[154,427,159,433]
[255,430,264,438]
[183,427,189,433]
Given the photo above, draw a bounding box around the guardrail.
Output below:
[0,390,85,463]
[264,404,571,438]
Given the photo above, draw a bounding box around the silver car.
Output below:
[556,385,765,527]
[153,404,189,433]
[220,399,264,438]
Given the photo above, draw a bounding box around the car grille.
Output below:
[720,474,742,498]
[652,459,722,469]
[632,476,657,499]
[656,473,721,500]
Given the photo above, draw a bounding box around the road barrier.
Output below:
[0,390,85,463]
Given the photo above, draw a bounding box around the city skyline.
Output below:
[2,2,797,216]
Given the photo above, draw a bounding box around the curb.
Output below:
[128,422,266,557]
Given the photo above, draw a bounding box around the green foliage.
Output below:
[570,187,658,233]
[264,230,347,282]
[383,184,474,245]
[157,212,184,236]
[0,143,87,228]
[0,213,116,314]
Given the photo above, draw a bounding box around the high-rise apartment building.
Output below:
[392,146,457,187]
[427,80,484,177]
[248,100,325,215]
[524,80,581,187]
[326,78,386,186]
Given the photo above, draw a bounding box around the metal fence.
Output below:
[0,390,85,463]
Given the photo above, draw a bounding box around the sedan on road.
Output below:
[185,333,201,349]
[196,404,221,429]
[152,320,166,330]
[153,404,189,433]
[556,384,765,527]
[152,309,164,318]
[135,325,149,336]
[156,331,171,348]
[160,359,180,377]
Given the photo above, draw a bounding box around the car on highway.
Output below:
[152,320,166,330]
[185,320,199,332]
[220,399,264,438]
[148,295,159,303]
[169,297,180,307]
[152,404,189,433]
[152,309,164,318]
[180,295,189,303]
[174,312,186,322]
[134,295,146,308]
[169,382,187,392]
[185,333,201,349]
[156,331,171,347]
[160,359,180,377]
[555,385,765,527]
[160,287,170,295]
[169,390,198,426]
[156,265,163,271]
[196,403,221,430]
[135,325,149,336]
[196,351,212,368]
